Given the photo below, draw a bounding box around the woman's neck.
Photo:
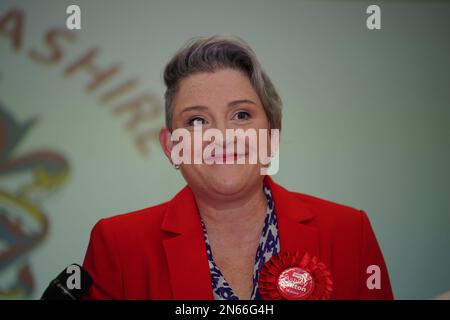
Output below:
[194,183,268,243]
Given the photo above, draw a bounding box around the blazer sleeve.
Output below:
[358,210,394,299]
[82,219,123,299]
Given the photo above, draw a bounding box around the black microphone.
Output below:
[41,264,92,300]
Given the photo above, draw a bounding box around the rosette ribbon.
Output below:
[258,251,333,300]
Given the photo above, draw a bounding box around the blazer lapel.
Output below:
[161,186,214,300]
[264,176,321,258]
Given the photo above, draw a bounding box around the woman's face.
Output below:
[161,68,271,198]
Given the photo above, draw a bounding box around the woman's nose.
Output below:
[204,120,239,149]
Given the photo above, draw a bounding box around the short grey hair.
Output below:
[163,34,282,131]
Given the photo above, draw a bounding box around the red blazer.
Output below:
[82,176,393,300]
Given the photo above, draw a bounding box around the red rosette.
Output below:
[258,251,333,300]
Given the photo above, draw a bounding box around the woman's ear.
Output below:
[159,127,174,163]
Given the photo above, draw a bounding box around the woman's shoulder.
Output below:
[287,189,381,257]
[289,189,369,229]
[90,200,171,238]
[268,177,367,228]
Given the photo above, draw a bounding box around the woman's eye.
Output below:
[233,111,251,121]
[188,117,206,126]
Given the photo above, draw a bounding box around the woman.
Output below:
[82,34,393,300]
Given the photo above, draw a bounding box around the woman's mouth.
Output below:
[203,152,247,163]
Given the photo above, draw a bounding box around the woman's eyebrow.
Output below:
[181,105,209,114]
[181,99,256,114]
[228,99,256,107]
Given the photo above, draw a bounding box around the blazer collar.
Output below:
[263,175,320,258]
[263,175,315,223]
[161,176,319,300]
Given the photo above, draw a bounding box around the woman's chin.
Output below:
[202,164,260,196]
